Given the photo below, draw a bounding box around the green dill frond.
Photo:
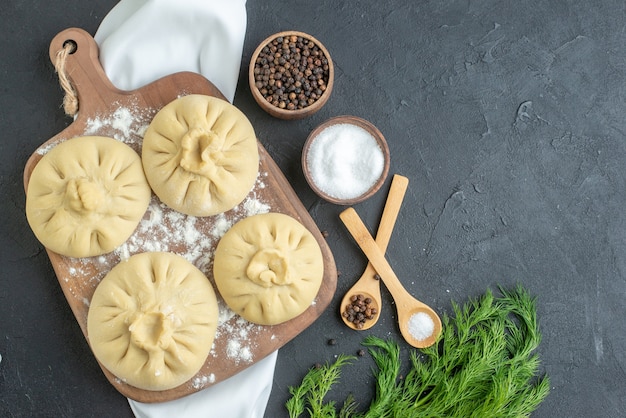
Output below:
[338,394,359,418]
[360,337,402,418]
[285,285,550,418]
[286,354,356,418]
[286,369,315,418]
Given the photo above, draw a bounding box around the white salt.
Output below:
[407,312,435,341]
[307,123,385,200]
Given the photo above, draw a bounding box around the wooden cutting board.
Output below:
[22,28,337,403]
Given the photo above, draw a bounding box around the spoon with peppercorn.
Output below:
[340,207,442,348]
[340,174,409,331]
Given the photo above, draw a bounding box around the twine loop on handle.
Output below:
[54,40,79,117]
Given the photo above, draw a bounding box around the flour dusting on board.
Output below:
[215,300,261,364]
[36,141,59,156]
[84,102,154,149]
[114,174,270,273]
[191,373,216,390]
[35,102,153,156]
[53,103,273,383]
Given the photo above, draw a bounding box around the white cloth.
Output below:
[94,1,278,417]
[129,352,278,418]
[94,0,247,102]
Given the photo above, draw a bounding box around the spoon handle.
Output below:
[374,175,409,249]
[340,207,417,308]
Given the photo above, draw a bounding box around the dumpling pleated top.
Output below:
[141,94,259,217]
[87,252,219,391]
[213,212,324,325]
[25,135,151,258]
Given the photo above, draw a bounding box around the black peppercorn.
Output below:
[342,292,378,329]
[253,34,330,111]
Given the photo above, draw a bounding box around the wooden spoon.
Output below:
[340,207,442,348]
[340,174,409,330]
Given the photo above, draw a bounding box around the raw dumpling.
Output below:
[213,212,324,325]
[25,136,151,258]
[87,252,219,391]
[142,94,259,217]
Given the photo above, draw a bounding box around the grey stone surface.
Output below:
[1,0,625,416]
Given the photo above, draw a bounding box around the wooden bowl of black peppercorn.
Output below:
[249,31,334,120]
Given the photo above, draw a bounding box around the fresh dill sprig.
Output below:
[285,285,550,418]
[286,354,357,418]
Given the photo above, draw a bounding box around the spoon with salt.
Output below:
[340,174,409,330]
[339,207,442,348]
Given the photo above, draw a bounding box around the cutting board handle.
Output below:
[48,28,122,117]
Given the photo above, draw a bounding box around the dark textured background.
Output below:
[2,0,625,416]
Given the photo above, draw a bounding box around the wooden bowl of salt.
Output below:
[302,115,390,205]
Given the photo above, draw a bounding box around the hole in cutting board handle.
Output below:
[49,28,125,117]
[62,40,77,54]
